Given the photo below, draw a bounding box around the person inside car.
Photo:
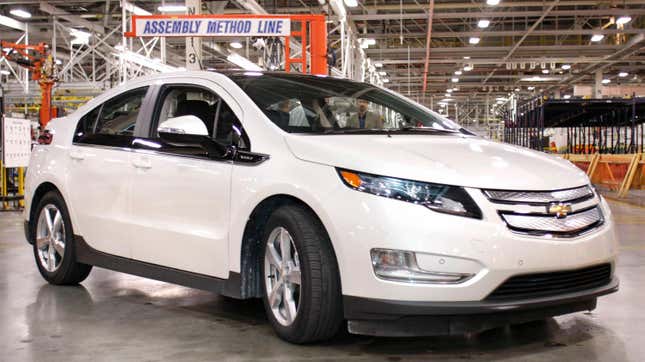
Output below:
[347,98,383,129]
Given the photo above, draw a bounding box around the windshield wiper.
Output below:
[394,126,459,133]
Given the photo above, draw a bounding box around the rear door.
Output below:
[128,79,243,277]
[66,86,151,257]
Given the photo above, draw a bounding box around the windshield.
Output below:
[229,73,461,134]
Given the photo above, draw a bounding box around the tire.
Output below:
[31,190,92,285]
[260,204,343,343]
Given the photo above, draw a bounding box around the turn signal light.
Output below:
[339,170,362,188]
[37,131,53,145]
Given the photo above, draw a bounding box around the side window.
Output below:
[74,87,148,144]
[73,106,101,142]
[95,87,148,136]
[154,86,247,149]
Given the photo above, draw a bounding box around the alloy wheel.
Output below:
[35,204,66,272]
[264,226,302,326]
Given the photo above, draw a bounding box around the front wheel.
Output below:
[261,204,343,343]
[32,191,92,285]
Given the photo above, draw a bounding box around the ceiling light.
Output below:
[452,87,459,91]
[463,65,473,71]
[520,76,557,81]
[10,9,31,19]
[378,71,387,76]
[446,89,453,93]
[602,78,611,84]
[361,38,376,46]
[619,71,628,77]
[561,64,571,70]
[441,98,453,102]
[496,100,504,104]
[478,20,490,28]
[463,56,471,60]
[451,77,459,83]
[344,0,359,7]
[382,79,390,83]
[542,69,550,74]
[486,0,500,5]
[454,70,462,75]
[616,16,632,25]
[514,88,520,92]
[445,93,451,97]
[563,94,571,99]
[591,34,605,42]
[0,70,10,75]
[55,59,62,65]
[374,62,383,68]
[527,86,535,90]
[469,37,481,45]
[158,5,187,12]
[230,41,243,49]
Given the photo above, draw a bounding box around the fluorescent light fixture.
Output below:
[463,65,473,71]
[10,9,31,19]
[619,71,628,77]
[469,37,481,45]
[70,29,91,45]
[374,62,383,68]
[542,69,550,74]
[230,41,243,49]
[496,100,504,104]
[451,77,459,83]
[563,94,571,99]
[344,0,358,7]
[527,86,535,90]
[478,20,490,28]
[379,71,387,76]
[496,97,507,101]
[463,56,471,60]
[438,102,447,106]
[446,89,453,93]
[514,88,520,92]
[452,87,459,91]
[486,0,500,5]
[117,51,180,73]
[360,38,376,48]
[441,98,453,102]
[158,5,187,12]
[382,79,390,83]
[591,34,605,42]
[444,93,451,97]
[561,64,571,70]
[616,16,632,25]
[454,70,462,75]
[55,59,62,65]
[520,76,557,81]
[227,53,262,71]
[602,78,611,84]
[0,70,10,75]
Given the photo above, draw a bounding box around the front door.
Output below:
[128,80,243,278]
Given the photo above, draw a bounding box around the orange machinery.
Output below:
[1,41,58,127]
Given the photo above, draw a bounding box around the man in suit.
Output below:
[347,99,384,129]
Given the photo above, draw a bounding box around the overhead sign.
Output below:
[1,116,32,168]
[130,16,291,37]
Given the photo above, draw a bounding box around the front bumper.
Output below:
[344,276,619,336]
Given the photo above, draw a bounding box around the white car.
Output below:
[24,71,618,343]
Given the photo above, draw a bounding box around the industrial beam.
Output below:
[348,9,644,21]
[0,14,26,31]
[39,1,105,33]
[343,28,645,39]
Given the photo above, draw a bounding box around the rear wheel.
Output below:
[261,204,343,343]
[32,191,92,285]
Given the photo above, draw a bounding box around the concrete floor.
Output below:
[1,200,644,362]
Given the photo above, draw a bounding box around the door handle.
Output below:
[69,150,86,160]
[132,157,152,169]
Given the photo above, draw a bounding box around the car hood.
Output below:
[285,134,589,190]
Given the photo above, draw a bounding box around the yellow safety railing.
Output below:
[0,159,25,211]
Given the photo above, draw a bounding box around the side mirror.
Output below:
[158,115,208,136]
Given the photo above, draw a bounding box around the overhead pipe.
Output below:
[422,0,434,93]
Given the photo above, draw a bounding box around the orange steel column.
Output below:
[309,15,328,75]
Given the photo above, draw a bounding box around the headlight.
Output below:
[337,169,482,219]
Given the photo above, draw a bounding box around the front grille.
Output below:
[486,263,612,301]
[482,185,603,238]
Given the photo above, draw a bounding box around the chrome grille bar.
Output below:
[501,207,603,237]
[484,185,594,205]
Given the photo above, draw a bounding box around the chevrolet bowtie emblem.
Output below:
[548,203,572,218]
